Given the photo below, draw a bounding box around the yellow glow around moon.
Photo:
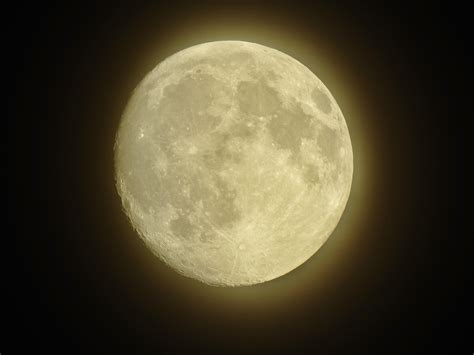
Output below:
[114,41,353,286]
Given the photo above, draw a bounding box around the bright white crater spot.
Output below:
[114,41,353,286]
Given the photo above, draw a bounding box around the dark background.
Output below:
[7,1,471,354]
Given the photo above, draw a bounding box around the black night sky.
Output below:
[7,1,471,354]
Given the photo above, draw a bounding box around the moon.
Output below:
[114,41,353,286]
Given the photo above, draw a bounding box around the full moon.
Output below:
[114,41,353,286]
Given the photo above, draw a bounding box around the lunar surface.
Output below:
[114,41,353,286]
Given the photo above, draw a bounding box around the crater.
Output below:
[198,230,216,243]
